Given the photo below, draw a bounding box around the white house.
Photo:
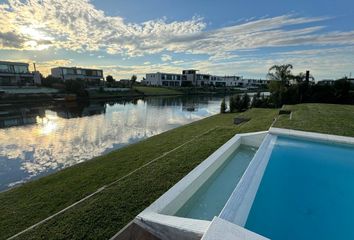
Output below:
[145,72,182,87]
[143,69,268,88]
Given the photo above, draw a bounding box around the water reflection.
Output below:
[0,96,224,191]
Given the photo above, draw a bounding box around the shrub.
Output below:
[241,93,250,110]
[220,98,227,113]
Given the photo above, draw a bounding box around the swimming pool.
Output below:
[245,136,354,240]
[135,129,354,240]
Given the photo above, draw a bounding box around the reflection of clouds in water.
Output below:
[0,98,222,189]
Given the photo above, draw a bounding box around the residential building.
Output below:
[0,61,34,86]
[317,80,335,86]
[210,76,244,87]
[145,72,182,87]
[144,69,268,88]
[51,67,104,85]
[244,78,270,88]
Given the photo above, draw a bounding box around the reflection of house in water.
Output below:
[0,105,45,128]
[144,95,216,112]
[54,102,106,119]
[144,97,183,107]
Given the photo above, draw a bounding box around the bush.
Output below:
[229,94,243,113]
[65,80,88,97]
[241,93,250,110]
[220,98,227,113]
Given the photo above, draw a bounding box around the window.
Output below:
[63,68,75,75]
[14,65,29,74]
[0,64,10,73]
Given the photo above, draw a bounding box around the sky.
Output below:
[0,0,354,80]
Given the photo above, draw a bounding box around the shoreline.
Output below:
[0,86,269,104]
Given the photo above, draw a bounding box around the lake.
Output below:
[0,95,227,191]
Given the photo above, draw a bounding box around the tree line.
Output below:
[221,64,354,113]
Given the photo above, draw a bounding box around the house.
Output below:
[145,72,182,87]
[0,61,35,86]
[317,80,335,86]
[144,69,268,88]
[51,67,104,85]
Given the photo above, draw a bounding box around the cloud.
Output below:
[1,0,354,80]
[1,0,354,58]
[161,54,172,62]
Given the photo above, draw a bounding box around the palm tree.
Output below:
[130,75,137,87]
[267,64,294,107]
[267,64,294,86]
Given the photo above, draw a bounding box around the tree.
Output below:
[42,75,62,87]
[251,92,261,108]
[229,94,243,113]
[295,72,314,84]
[220,98,227,113]
[65,80,88,97]
[267,64,295,107]
[267,64,294,86]
[241,93,250,111]
[229,96,234,113]
[131,75,137,87]
[106,75,115,83]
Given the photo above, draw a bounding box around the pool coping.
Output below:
[269,127,354,145]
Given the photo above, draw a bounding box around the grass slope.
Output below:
[0,108,277,240]
[275,103,354,137]
[134,86,183,95]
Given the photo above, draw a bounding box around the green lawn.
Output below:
[274,103,354,137]
[0,108,278,240]
[134,86,183,95]
[3,103,353,239]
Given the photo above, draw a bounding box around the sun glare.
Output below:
[20,26,53,50]
[36,115,58,135]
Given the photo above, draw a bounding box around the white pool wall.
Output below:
[219,134,277,226]
[137,131,267,239]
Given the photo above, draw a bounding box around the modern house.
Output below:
[0,61,35,86]
[145,72,182,87]
[51,67,104,85]
[143,69,268,88]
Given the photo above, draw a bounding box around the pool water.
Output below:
[245,136,354,240]
[175,145,257,221]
